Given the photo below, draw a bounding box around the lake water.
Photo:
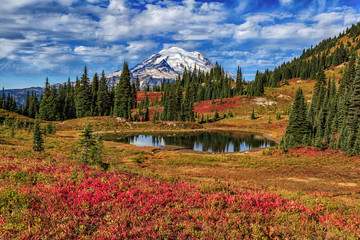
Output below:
[104,131,277,153]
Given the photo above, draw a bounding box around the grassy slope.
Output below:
[1,64,360,238]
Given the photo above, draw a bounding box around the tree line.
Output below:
[14,62,136,121]
[1,62,246,122]
[283,53,360,155]
[156,63,243,122]
[246,22,360,94]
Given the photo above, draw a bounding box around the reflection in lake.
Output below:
[106,131,276,153]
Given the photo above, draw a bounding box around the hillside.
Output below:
[248,22,360,92]
[1,75,360,238]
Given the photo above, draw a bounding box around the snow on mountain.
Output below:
[131,47,214,78]
[106,47,234,88]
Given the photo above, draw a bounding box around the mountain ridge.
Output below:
[106,47,235,88]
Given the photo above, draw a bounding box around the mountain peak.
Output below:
[107,47,234,88]
[159,46,197,55]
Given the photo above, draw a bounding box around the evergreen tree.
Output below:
[28,91,39,118]
[56,84,66,120]
[285,88,310,143]
[78,124,96,163]
[39,77,57,121]
[347,58,360,129]
[91,72,99,116]
[1,87,5,109]
[24,91,30,116]
[251,107,256,120]
[136,76,140,91]
[76,66,92,118]
[314,66,326,95]
[64,78,76,119]
[97,70,111,116]
[144,107,149,121]
[33,119,44,152]
[114,62,131,119]
[182,80,195,122]
[214,104,219,120]
[235,66,243,95]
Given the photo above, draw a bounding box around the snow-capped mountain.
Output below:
[131,47,214,79]
[106,47,234,88]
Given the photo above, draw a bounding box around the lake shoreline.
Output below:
[95,128,281,144]
[98,128,279,155]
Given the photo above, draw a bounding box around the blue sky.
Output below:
[1,0,360,89]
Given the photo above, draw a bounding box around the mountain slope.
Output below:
[131,47,214,79]
[106,47,234,88]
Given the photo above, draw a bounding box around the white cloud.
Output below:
[0,39,25,58]
[163,41,202,51]
[98,0,227,41]
[126,41,158,52]
[261,23,306,39]
[236,0,249,13]
[317,0,326,12]
[74,45,126,62]
[0,0,77,11]
[313,12,343,25]
[279,0,293,5]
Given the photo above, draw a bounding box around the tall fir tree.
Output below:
[114,62,132,119]
[347,58,360,130]
[285,88,310,143]
[235,66,243,95]
[76,66,92,118]
[39,77,57,121]
[33,119,44,152]
[91,72,99,116]
[97,70,111,116]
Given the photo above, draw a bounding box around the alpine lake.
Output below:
[103,131,277,153]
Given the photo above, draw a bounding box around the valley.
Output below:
[2,3,360,238]
[1,69,360,238]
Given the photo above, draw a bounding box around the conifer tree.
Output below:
[64,78,76,119]
[24,91,30,116]
[135,76,140,91]
[78,124,96,163]
[131,82,137,109]
[76,66,91,118]
[33,119,44,152]
[251,107,256,120]
[28,91,39,118]
[235,66,243,95]
[214,104,219,120]
[114,62,131,119]
[97,70,111,116]
[314,66,326,95]
[285,88,310,143]
[91,72,99,116]
[1,87,5,109]
[144,107,149,121]
[347,58,360,129]
[182,80,195,122]
[39,78,57,121]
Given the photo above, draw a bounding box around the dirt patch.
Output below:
[338,182,358,187]
[254,97,277,106]
[286,177,321,183]
[278,94,291,99]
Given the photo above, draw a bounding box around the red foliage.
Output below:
[1,155,360,238]
[137,91,162,103]
[195,96,248,114]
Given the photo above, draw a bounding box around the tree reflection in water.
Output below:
[110,132,276,153]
